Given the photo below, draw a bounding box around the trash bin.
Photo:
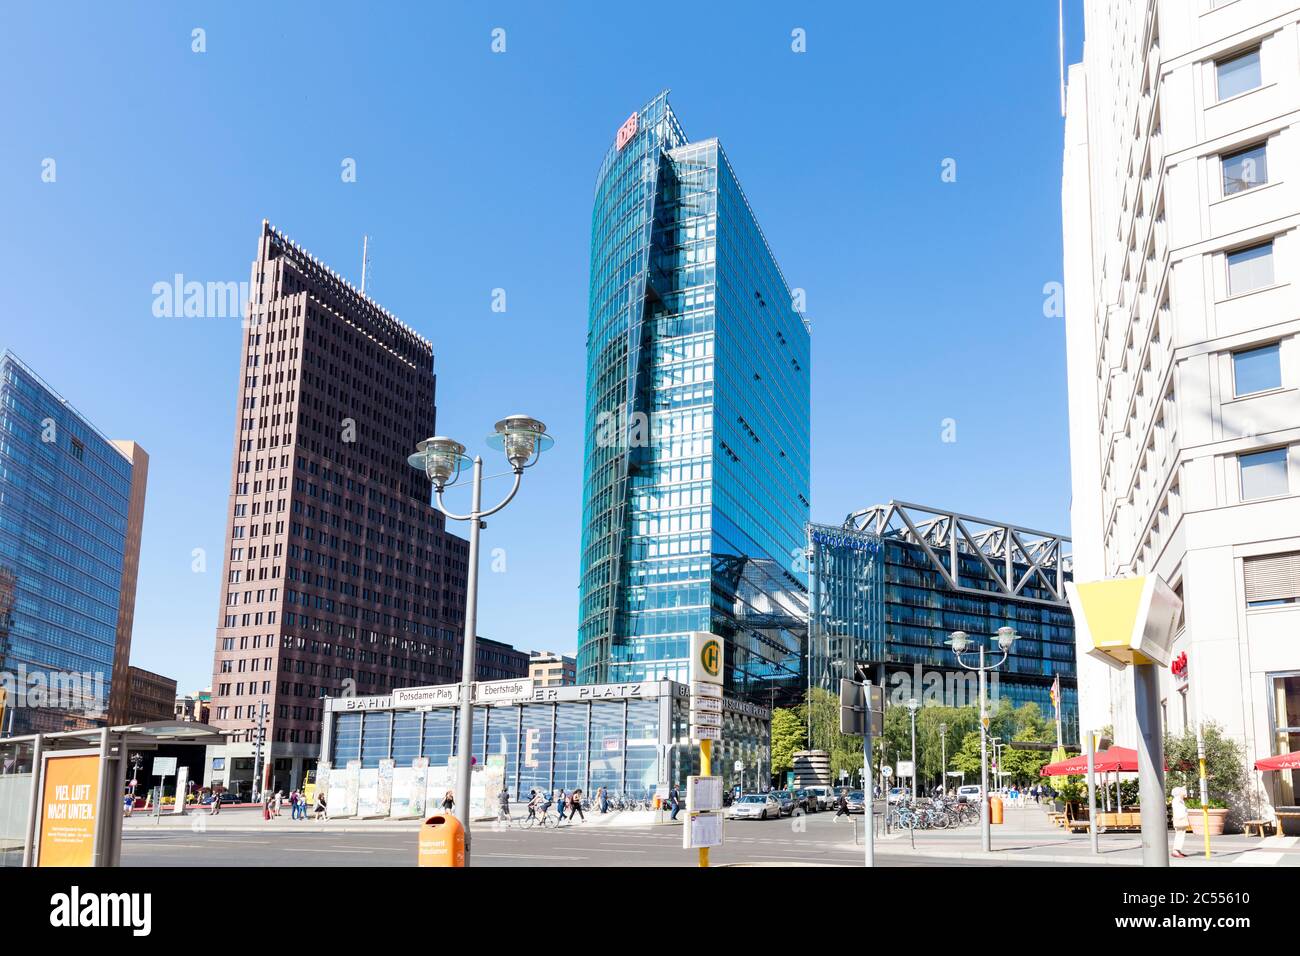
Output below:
[989,795,1004,825]
[418,814,465,867]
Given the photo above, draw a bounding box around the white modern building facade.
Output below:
[1063,0,1300,812]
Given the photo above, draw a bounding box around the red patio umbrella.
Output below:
[1255,751,1300,772]
[1039,746,1144,776]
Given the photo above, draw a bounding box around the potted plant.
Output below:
[1164,722,1248,832]
[1186,797,1229,835]
[1057,779,1086,819]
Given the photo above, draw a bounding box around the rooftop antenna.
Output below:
[360,235,371,296]
[1058,0,1067,118]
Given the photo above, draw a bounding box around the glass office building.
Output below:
[0,352,145,734]
[577,92,810,707]
[320,680,771,799]
[809,503,1079,744]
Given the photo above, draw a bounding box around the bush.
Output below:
[1164,722,1247,826]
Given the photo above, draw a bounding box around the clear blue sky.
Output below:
[0,2,1084,692]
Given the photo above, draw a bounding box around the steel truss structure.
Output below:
[843,501,1072,606]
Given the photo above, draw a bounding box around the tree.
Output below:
[770,707,805,779]
[1163,721,1247,814]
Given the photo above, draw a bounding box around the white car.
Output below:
[956,784,983,803]
[727,793,782,820]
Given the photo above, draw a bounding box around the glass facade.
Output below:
[809,520,1079,744]
[323,681,770,799]
[0,352,133,733]
[578,92,810,707]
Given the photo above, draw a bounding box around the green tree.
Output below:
[770,707,805,779]
[1163,721,1247,813]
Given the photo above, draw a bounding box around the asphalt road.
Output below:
[120,810,1073,867]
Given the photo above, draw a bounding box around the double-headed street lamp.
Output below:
[409,414,552,866]
[947,625,1017,853]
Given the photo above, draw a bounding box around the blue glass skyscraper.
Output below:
[0,351,147,734]
[577,92,810,706]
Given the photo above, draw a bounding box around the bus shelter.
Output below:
[0,721,226,867]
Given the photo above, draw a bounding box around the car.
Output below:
[772,790,797,816]
[806,785,833,810]
[886,786,911,805]
[726,793,782,821]
[793,788,819,813]
[845,790,866,813]
[956,784,983,803]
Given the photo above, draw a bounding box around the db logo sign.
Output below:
[615,112,638,150]
[700,639,721,678]
[1170,651,1188,681]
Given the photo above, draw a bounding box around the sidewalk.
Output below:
[123,804,667,833]
[860,804,1300,867]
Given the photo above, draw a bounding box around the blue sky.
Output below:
[0,2,1084,692]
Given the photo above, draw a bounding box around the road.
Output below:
[121,809,1090,867]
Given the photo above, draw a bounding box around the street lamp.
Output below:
[409,414,552,866]
[947,626,1017,853]
[907,697,919,800]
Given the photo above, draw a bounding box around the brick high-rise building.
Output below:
[204,221,469,795]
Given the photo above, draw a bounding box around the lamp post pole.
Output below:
[908,698,918,799]
[949,627,1015,855]
[939,723,947,796]
[409,416,552,868]
[979,646,989,851]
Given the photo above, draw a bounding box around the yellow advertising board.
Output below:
[1066,575,1182,670]
[37,753,101,867]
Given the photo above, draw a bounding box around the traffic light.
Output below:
[839,679,864,735]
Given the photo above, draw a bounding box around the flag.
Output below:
[1049,673,1060,713]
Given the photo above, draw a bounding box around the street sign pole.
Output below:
[688,632,725,867]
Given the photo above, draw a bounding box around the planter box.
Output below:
[1188,808,1228,836]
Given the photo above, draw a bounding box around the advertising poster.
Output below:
[172,765,189,814]
[37,754,100,867]
[376,759,395,816]
[356,768,380,818]
[389,766,415,818]
[410,757,429,818]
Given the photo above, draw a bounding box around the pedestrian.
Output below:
[526,789,539,823]
[569,789,585,823]
[211,789,222,816]
[497,786,511,824]
[1170,786,1189,858]
[555,788,567,822]
[123,792,134,817]
[289,789,300,820]
[598,786,609,814]
[262,789,272,821]
[834,791,850,820]
[441,790,455,814]
[669,784,681,821]
[314,791,327,820]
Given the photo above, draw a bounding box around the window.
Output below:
[1217,48,1261,100]
[1245,553,1300,608]
[1227,241,1274,295]
[1222,143,1268,196]
[1239,447,1290,500]
[1233,343,1282,396]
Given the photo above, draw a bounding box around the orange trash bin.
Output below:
[418,814,465,867]
[989,795,1004,825]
